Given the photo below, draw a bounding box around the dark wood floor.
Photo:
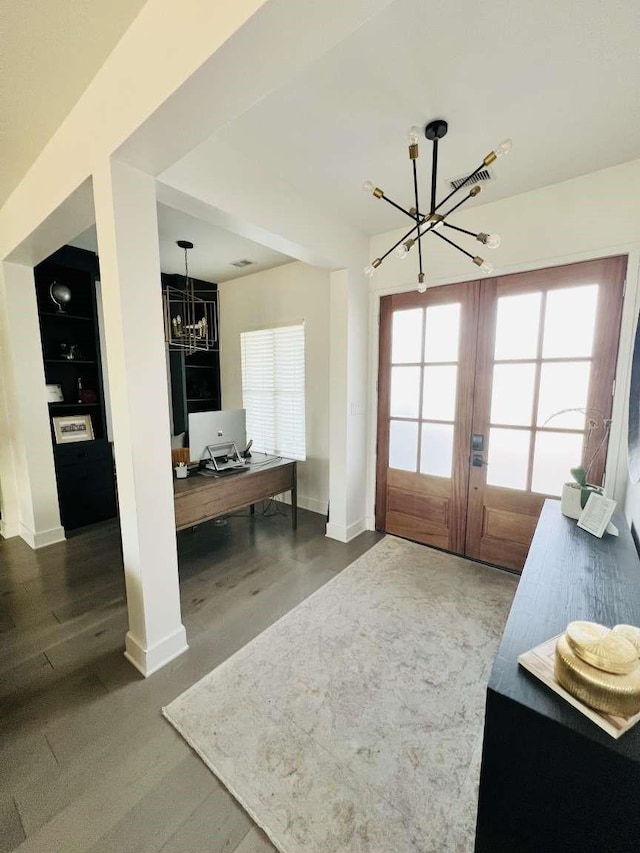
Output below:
[0,504,381,852]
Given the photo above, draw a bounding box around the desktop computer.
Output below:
[188,409,248,463]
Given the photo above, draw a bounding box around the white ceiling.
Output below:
[70,203,293,283]
[0,0,148,207]
[205,0,640,236]
[8,0,640,271]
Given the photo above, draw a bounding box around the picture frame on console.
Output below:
[52,414,95,444]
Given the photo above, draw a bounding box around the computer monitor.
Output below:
[188,409,247,463]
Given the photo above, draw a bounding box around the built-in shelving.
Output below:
[40,312,92,321]
[48,402,100,409]
[163,271,221,435]
[45,359,97,365]
[35,245,116,531]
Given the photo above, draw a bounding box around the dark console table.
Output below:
[475,499,640,853]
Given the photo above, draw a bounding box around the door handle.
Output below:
[472,453,489,467]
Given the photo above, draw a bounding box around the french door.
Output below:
[375,256,626,572]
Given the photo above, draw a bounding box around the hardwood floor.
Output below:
[0,505,381,852]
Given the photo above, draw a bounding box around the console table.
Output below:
[173,455,297,531]
[475,499,640,852]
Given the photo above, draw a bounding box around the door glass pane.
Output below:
[424,303,461,363]
[532,431,584,496]
[486,428,531,490]
[490,363,536,426]
[542,285,598,358]
[422,366,458,420]
[389,420,418,471]
[494,292,541,360]
[537,362,590,429]
[420,423,454,478]
[392,309,423,363]
[390,366,421,418]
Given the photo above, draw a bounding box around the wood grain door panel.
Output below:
[376,282,478,555]
[376,256,627,573]
[465,256,626,571]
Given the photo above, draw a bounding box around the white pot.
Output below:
[561,482,583,520]
[174,466,188,479]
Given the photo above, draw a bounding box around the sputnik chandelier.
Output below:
[363,119,511,291]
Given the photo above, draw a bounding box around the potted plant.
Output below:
[561,465,603,520]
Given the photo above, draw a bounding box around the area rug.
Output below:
[163,536,517,853]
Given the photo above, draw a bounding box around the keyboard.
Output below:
[198,466,247,478]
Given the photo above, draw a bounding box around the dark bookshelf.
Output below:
[35,246,117,531]
[162,273,221,436]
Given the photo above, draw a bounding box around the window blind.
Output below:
[240,323,306,461]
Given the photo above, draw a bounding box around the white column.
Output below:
[93,159,187,677]
[326,267,369,542]
[0,262,64,547]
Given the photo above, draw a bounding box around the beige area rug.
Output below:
[163,536,517,853]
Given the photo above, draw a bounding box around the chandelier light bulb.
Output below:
[479,261,494,275]
[432,219,444,230]
[395,243,410,259]
[407,126,421,146]
[362,179,375,193]
[417,283,427,293]
[364,264,377,278]
[485,233,501,249]
[495,139,512,158]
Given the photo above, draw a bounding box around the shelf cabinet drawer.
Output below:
[53,438,117,530]
[55,439,111,467]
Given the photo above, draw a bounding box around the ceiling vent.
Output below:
[230,259,255,268]
[447,166,495,192]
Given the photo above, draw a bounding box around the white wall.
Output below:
[219,261,330,516]
[366,158,640,533]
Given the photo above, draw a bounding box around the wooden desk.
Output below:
[173,455,297,531]
[475,500,640,853]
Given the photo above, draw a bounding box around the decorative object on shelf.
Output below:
[49,281,72,312]
[555,621,640,717]
[58,343,82,360]
[174,462,189,479]
[163,240,218,354]
[561,467,618,537]
[542,405,612,519]
[362,119,511,292]
[519,628,640,739]
[52,414,95,444]
[46,383,64,403]
[80,388,98,404]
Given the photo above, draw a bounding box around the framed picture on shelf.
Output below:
[52,414,94,444]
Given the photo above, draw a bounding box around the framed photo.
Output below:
[52,414,95,444]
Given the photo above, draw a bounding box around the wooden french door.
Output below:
[375,256,627,572]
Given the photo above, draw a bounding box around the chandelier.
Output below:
[162,240,218,354]
[363,119,511,291]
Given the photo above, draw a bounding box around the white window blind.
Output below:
[241,323,306,461]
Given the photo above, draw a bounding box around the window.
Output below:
[240,323,306,461]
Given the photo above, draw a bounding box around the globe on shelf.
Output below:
[49,282,72,313]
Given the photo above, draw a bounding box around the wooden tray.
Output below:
[518,635,640,739]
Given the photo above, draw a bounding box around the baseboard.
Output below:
[0,519,20,539]
[277,493,327,516]
[325,517,367,543]
[19,522,66,549]
[124,625,189,678]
